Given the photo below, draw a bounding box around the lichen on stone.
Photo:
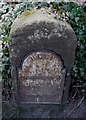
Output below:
[19,9,36,18]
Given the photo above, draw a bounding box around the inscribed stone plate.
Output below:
[18,52,66,103]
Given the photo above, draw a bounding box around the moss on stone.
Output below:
[20,9,36,18]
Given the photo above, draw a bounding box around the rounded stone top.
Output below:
[10,8,73,35]
[9,8,77,72]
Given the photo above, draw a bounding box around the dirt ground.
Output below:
[2,87,86,119]
[58,87,86,118]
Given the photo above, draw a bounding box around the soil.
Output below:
[2,87,86,119]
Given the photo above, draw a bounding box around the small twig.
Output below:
[63,91,78,114]
[73,85,84,88]
[65,96,84,118]
[69,91,77,102]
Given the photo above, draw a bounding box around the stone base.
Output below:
[18,104,63,118]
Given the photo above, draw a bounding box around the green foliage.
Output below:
[50,2,86,86]
[0,2,86,100]
[64,2,86,86]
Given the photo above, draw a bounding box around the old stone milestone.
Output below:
[9,8,77,118]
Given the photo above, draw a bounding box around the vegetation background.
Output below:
[0,0,86,100]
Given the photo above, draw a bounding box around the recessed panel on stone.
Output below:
[19,52,66,103]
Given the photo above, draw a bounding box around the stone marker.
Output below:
[9,8,77,118]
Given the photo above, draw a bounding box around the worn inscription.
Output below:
[19,52,66,103]
[27,27,63,44]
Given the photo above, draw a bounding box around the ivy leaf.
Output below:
[75,17,79,22]
[4,37,8,43]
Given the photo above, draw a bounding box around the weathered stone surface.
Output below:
[9,8,77,118]
[10,9,73,35]
[19,52,66,103]
[9,9,77,71]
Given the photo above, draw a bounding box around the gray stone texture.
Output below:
[19,52,66,103]
[9,8,77,118]
[10,9,77,71]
